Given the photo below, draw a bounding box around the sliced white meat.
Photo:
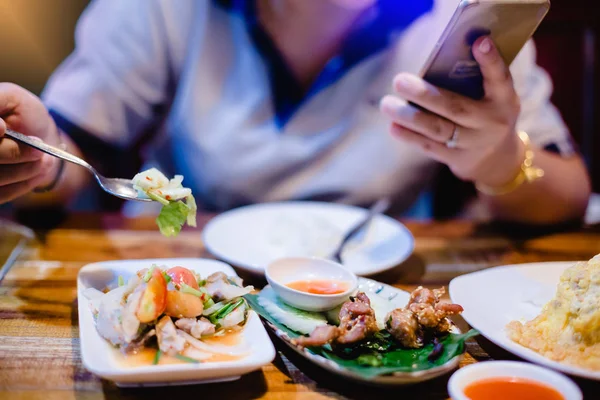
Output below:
[156,316,187,355]
[123,329,156,354]
[205,272,253,302]
[228,276,244,287]
[206,272,227,283]
[175,318,216,338]
[93,277,143,347]
[96,299,130,347]
[121,289,143,342]
[83,288,104,316]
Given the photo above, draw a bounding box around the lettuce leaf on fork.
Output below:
[132,168,197,237]
[156,196,197,237]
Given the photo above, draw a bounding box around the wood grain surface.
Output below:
[1,213,600,400]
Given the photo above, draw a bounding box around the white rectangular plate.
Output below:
[77,258,276,386]
[449,261,600,381]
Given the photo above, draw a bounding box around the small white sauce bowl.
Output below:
[265,257,358,312]
[448,361,582,400]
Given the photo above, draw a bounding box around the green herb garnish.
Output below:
[208,298,245,324]
[147,191,170,206]
[203,297,215,309]
[152,350,162,365]
[118,276,124,287]
[174,354,200,364]
[180,283,203,297]
[143,265,157,282]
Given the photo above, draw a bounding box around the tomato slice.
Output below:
[166,266,199,290]
[136,268,167,323]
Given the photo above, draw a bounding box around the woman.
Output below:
[0,0,590,224]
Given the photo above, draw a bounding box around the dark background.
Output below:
[0,0,598,200]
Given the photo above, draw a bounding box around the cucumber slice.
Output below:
[257,287,328,335]
[368,292,399,330]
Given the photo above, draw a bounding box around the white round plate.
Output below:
[202,202,414,276]
[449,261,600,381]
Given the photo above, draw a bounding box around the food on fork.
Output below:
[132,168,197,237]
[83,265,253,365]
[507,254,600,371]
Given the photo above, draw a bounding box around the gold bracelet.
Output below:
[475,131,545,196]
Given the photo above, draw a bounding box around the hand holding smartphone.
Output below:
[420,0,550,100]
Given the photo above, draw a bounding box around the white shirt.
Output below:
[42,0,573,214]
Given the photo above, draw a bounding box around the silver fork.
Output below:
[331,197,392,264]
[5,129,150,202]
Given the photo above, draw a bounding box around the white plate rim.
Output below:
[449,261,600,381]
[77,257,276,385]
[260,276,463,385]
[202,201,414,276]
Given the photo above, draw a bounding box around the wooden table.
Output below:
[1,213,600,399]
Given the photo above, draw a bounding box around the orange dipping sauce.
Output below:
[286,279,349,295]
[464,377,564,400]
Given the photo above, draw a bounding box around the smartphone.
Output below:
[419,0,550,100]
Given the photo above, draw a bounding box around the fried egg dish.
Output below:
[506,254,600,371]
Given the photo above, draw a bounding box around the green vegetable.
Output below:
[255,287,328,335]
[147,191,170,206]
[208,298,245,324]
[152,194,197,237]
[186,195,197,227]
[203,297,215,309]
[152,350,162,365]
[118,276,124,287]
[245,293,479,378]
[162,272,172,284]
[245,294,302,338]
[174,354,201,364]
[180,283,203,297]
[312,330,479,378]
[156,201,191,237]
[198,287,214,307]
[143,265,157,282]
[195,272,205,287]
